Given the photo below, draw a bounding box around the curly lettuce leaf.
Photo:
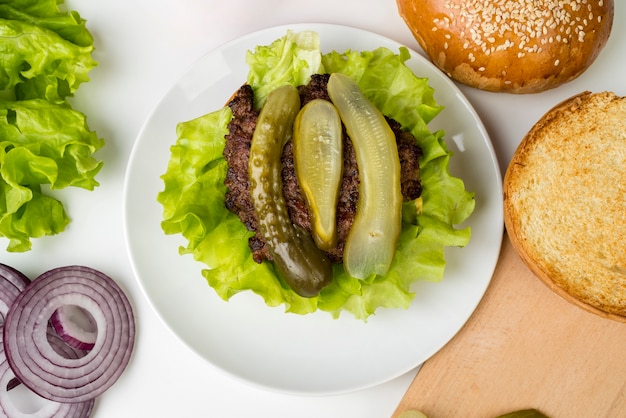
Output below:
[158,31,475,319]
[0,11,96,103]
[246,30,323,108]
[0,182,69,252]
[0,1,102,252]
[0,0,63,17]
[0,99,104,251]
[0,3,93,46]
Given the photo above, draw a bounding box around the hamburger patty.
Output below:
[223,74,423,263]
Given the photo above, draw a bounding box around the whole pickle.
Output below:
[248,85,333,297]
[496,409,549,418]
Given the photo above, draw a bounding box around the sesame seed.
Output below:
[436,0,598,59]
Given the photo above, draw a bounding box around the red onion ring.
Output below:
[3,266,135,404]
[50,305,97,351]
[0,333,94,418]
[45,325,90,365]
[0,265,94,417]
[0,264,29,396]
[0,265,30,326]
[0,265,30,291]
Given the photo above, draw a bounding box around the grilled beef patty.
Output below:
[223,74,423,263]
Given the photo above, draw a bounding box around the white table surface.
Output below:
[3,1,625,417]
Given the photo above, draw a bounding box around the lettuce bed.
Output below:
[0,0,102,252]
[158,31,475,320]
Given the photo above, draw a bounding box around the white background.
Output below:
[3,1,625,417]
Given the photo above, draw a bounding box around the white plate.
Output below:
[123,23,503,395]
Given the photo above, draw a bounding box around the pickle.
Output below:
[293,99,343,251]
[327,72,402,279]
[248,85,332,297]
[496,410,550,418]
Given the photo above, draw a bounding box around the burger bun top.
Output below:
[397,0,614,93]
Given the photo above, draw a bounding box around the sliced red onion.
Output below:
[3,266,135,404]
[0,265,30,291]
[0,265,30,326]
[49,305,97,351]
[45,326,90,364]
[0,332,94,418]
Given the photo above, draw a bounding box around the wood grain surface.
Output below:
[393,234,626,418]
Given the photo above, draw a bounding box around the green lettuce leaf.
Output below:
[0,0,64,17]
[0,99,103,251]
[0,1,101,252]
[0,3,93,46]
[246,30,323,108]
[0,7,96,103]
[158,31,475,319]
[0,182,69,252]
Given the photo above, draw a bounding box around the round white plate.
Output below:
[123,23,503,395]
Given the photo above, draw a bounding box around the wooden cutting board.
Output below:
[393,233,626,418]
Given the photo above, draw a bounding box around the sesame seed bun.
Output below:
[397,0,614,93]
[504,91,626,321]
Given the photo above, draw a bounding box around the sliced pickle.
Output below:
[248,85,332,297]
[293,99,343,251]
[327,72,402,279]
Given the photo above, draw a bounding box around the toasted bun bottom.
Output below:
[504,92,626,321]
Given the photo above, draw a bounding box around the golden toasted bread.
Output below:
[504,91,626,321]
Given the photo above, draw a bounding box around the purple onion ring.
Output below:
[3,266,135,403]
[0,333,94,417]
[50,305,97,351]
[0,265,30,326]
